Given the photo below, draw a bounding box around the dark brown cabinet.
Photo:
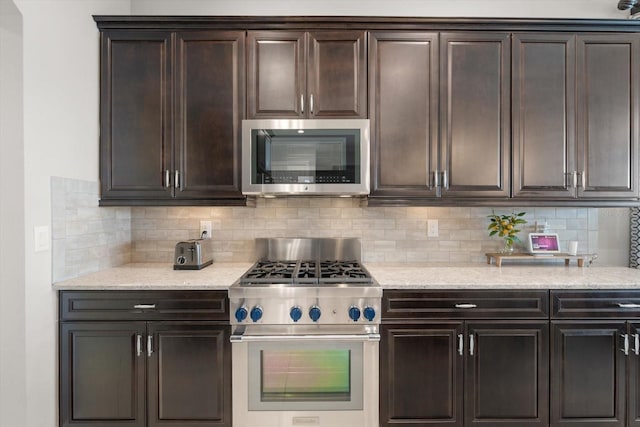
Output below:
[550,291,640,427]
[247,30,366,118]
[99,29,245,206]
[59,291,231,427]
[369,32,511,202]
[381,290,549,427]
[512,33,639,200]
[440,32,511,199]
[369,32,439,198]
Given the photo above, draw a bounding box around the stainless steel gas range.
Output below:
[229,238,381,427]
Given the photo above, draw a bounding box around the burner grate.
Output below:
[239,259,372,285]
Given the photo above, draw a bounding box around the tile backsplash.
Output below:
[51,177,131,281]
[131,198,596,264]
[52,178,601,280]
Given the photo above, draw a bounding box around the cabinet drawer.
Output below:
[552,290,640,319]
[382,290,549,320]
[60,290,229,321]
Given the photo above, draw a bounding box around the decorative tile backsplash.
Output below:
[51,178,600,279]
[51,177,131,282]
[130,198,597,264]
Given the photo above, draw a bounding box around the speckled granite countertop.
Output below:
[53,262,640,290]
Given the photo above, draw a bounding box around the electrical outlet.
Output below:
[199,221,212,239]
[427,219,439,237]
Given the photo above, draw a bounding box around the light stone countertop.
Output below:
[52,261,640,291]
[52,262,254,290]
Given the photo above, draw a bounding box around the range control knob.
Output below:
[348,306,361,322]
[309,306,322,322]
[250,306,263,323]
[235,306,248,323]
[363,306,376,322]
[290,306,303,322]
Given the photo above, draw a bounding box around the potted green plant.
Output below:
[487,211,527,253]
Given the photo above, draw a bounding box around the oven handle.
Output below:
[230,333,380,343]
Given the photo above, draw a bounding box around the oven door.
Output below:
[231,326,379,427]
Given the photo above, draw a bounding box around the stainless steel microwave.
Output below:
[242,119,370,196]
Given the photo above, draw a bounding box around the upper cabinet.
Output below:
[247,30,367,119]
[369,32,439,198]
[440,32,511,199]
[512,33,639,201]
[99,30,246,206]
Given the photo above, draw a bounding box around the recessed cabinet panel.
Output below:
[175,31,244,199]
[512,34,575,198]
[577,34,639,199]
[551,322,626,427]
[247,31,305,118]
[380,323,464,427]
[308,31,366,118]
[148,323,231,427]
[101,32,172,200]
[440,33,510,198]
[60,322,146,427]
[466,322,549,427]
[369,32,438,197]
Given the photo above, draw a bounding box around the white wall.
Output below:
[131,0,630,18]
[9,2,131,426]
[0,1,26,425]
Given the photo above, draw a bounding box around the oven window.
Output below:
[248,341,364,411]
[261,349,351,402]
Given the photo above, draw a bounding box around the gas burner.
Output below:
[240,260,297,284]
[319,260,372,283]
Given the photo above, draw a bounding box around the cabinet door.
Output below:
[466,321,549,427]
[100,31,173,202]
[576,34,640,199]
[175,31,245,201]
[307,31,367,118]
[369,32,439,198]
[629,323,640,427]
[380,323,464,427]
[60,322,146,427]
[512,33,576,199]
[147,322,231,427]
[440,32,511,198]
[550,322,627,427]
[247,31,305,118]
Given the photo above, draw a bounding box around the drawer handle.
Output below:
[455,303,477,309]
[617,303,640,309]
[134,304,156,310]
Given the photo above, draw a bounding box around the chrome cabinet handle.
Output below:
[310,94,314,114]
[634,333,640,356]
[622,333,629,356]
[134,304,156,310]
[581,170,586,189]
[469,334,475,356]
[443,170,449,189]
[433,170,440,188]
[164,170,170,188]
[455,303,477,309]
[457,333,464,356]
[572,171,578,189]
[174,170,181,190]
[147,335,153,357]
[617,303,640,309]
[300,94,304,114]
[136,334,143,357]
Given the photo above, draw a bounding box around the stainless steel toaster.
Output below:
[173,239,213,270]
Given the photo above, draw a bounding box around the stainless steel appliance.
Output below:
[229,238,381,427]
[173,239,212,270]
[242,119,370,196]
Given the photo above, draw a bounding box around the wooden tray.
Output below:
[485,252,596,267]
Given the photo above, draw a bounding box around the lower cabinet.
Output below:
[380,290,549,427]
[59,291,231,427]
[550,291,640,427]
